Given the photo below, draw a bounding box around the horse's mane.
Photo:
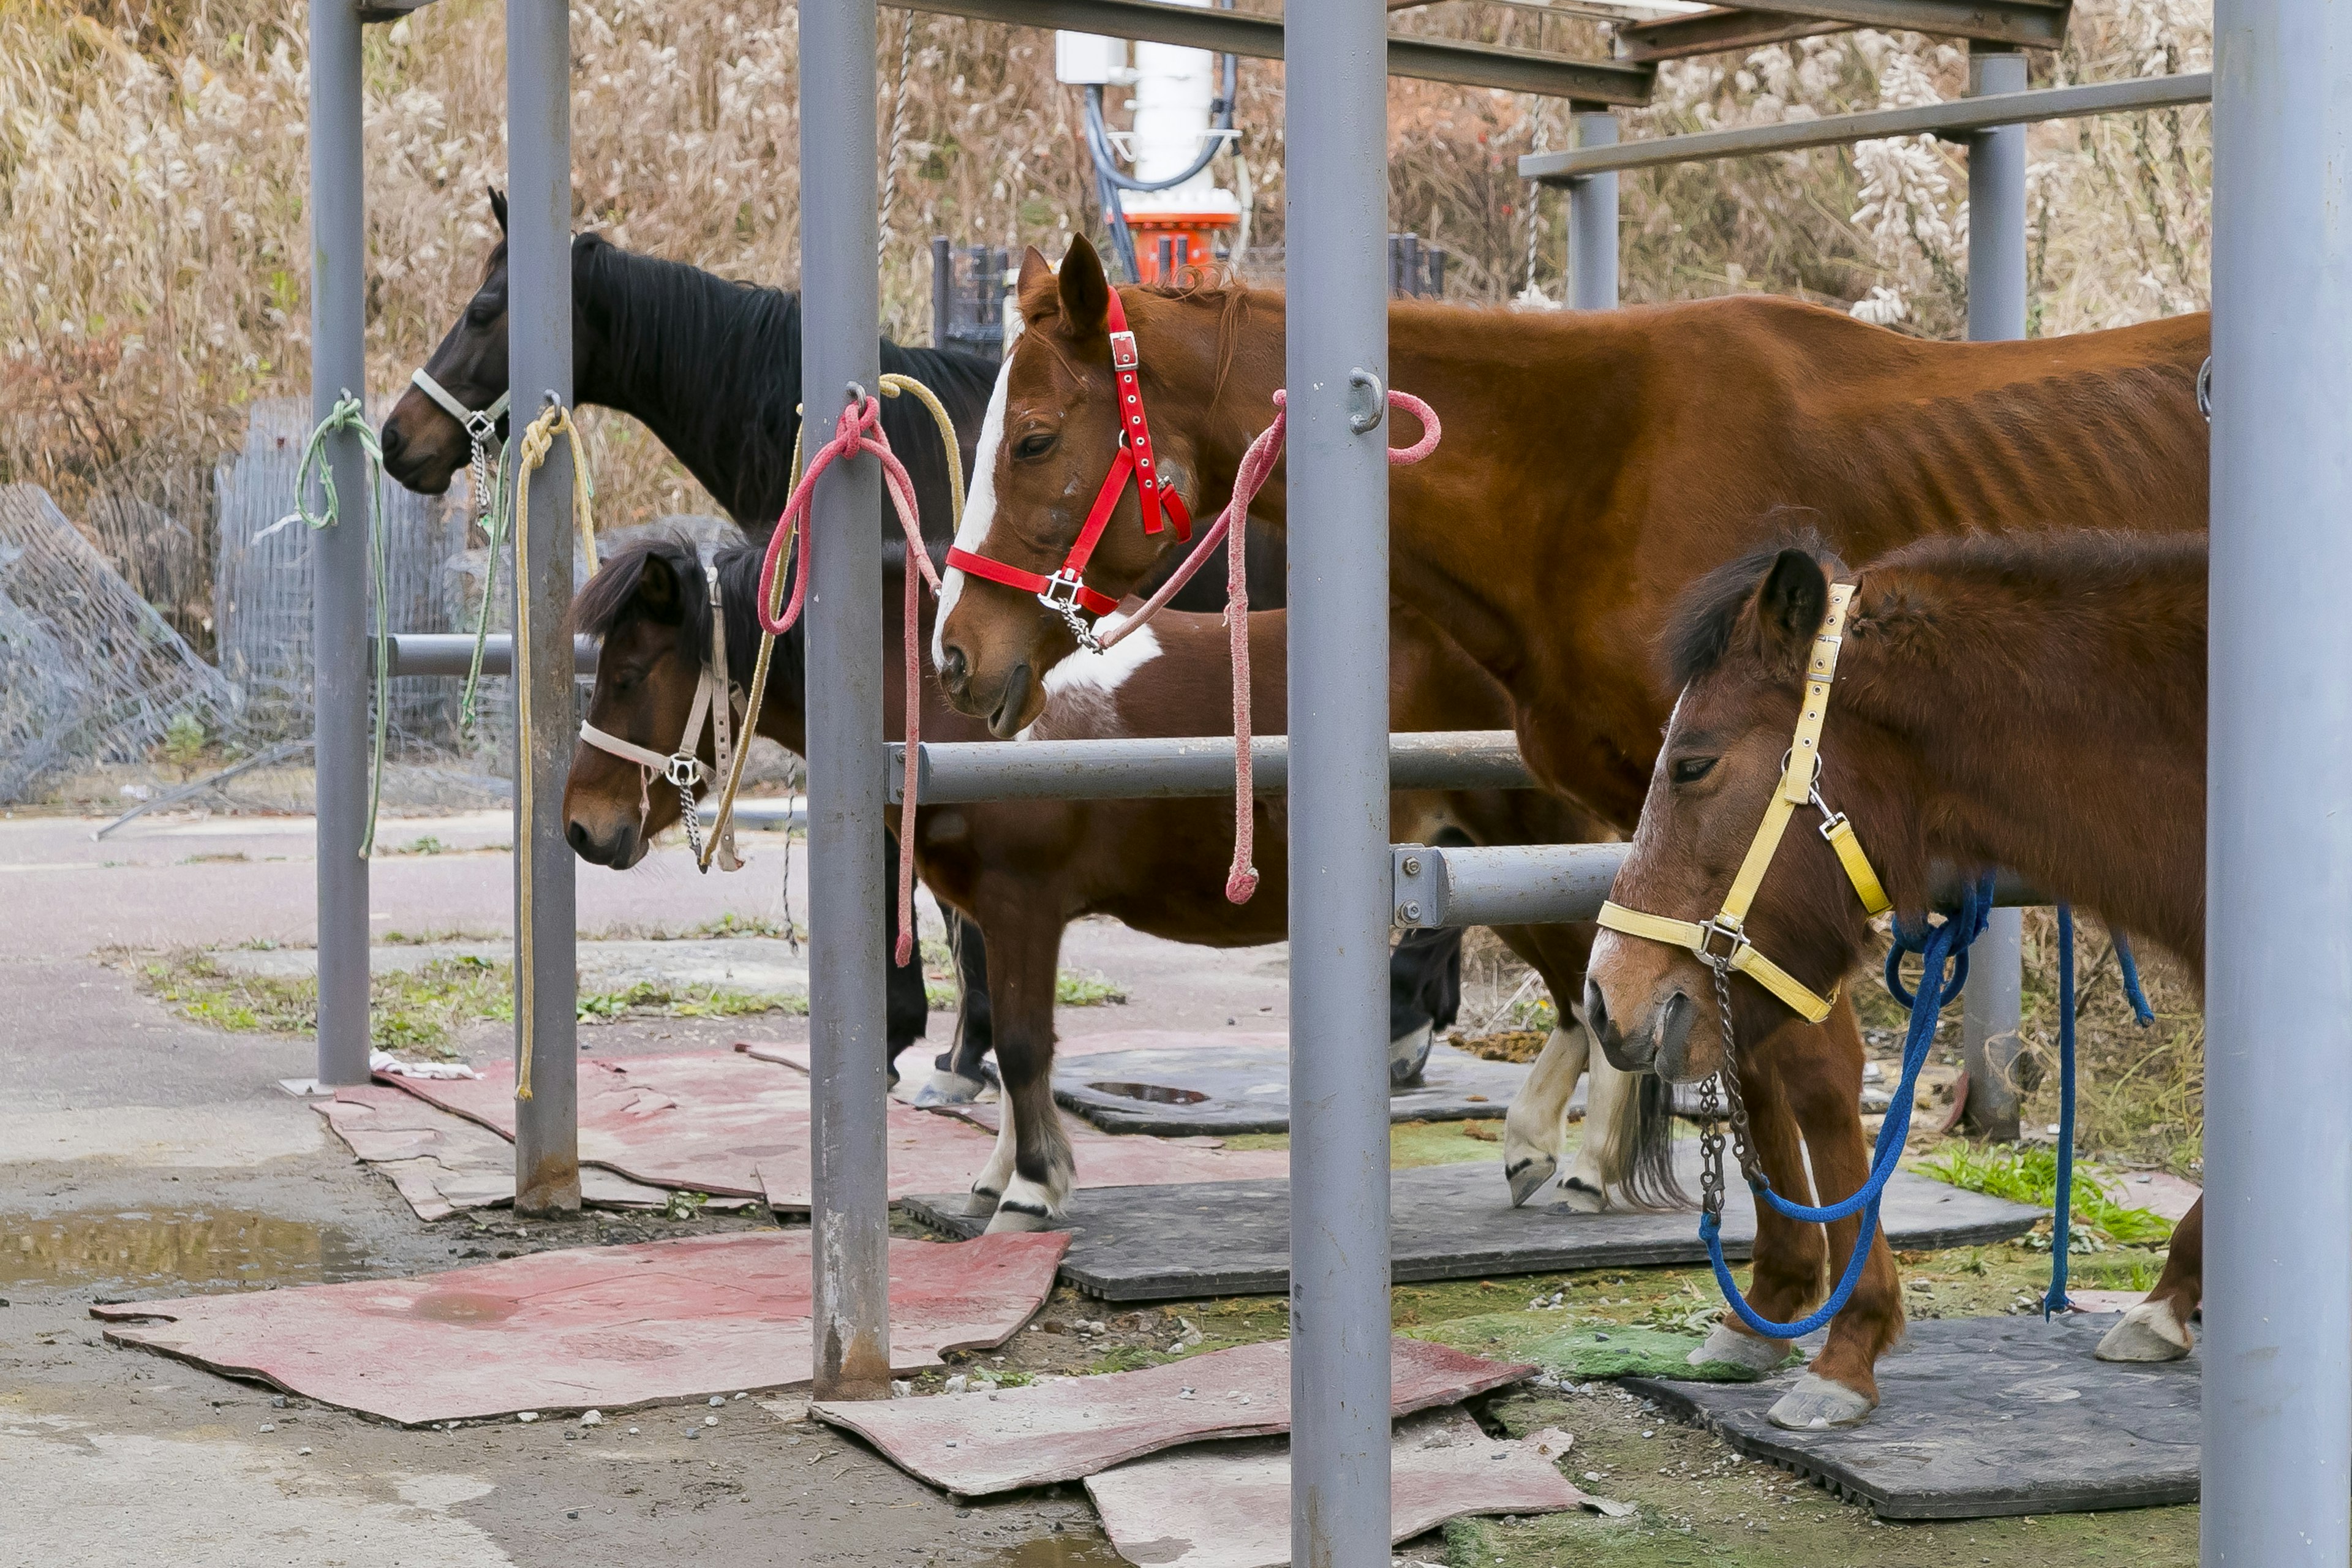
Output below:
[572,235,999,532]
[1664,524,1833,687]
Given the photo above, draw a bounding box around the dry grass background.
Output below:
[2,0,2212,1158]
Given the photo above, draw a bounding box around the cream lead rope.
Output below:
[511,398,601,1102]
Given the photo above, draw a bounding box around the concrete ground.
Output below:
[0,805,1279,1567]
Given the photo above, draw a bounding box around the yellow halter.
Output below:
[1596,582,1891,1023]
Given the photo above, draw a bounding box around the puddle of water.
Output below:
[0,1208,374,1295]
[977,1539,1125,1567]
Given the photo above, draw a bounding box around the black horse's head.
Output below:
[381,189,513,494]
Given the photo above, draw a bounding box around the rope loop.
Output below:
[284,391,393,859]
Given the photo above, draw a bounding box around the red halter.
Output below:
[944,289,1191,649]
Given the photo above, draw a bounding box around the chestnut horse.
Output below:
[562,537,1676,1228]
[1586,532,2209,1406]
[928,236,2208,1423]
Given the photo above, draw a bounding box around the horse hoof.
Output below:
[1505,1155,1558,1208]
[1691,1321,1795,1376]
[1767,1373,1876,1431]
[912,1071,988,1108]
[2095,1300,2193,1362]
[1555,1176,1607,1215]
[960,1187,1001,1219]
[1389,1022,1434,1087]
[984,1202,1056,1235]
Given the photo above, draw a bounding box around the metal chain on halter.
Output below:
[671,756,707,868]
[1044,580,1104,654]
[877,12,916,266]
[1695,947,1773,1222]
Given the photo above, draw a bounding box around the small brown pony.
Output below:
[562,537,1675,1229]
[928,236,2209,1425]
[1586,531,2209,1421]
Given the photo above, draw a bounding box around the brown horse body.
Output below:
[562,540,1667,1230]
[1586,532,2209,1381]
[929,238,2208,1423]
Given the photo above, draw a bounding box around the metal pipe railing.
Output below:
[372,633,598,679]
[884,729,1534,804]
[1519,73,2213,184]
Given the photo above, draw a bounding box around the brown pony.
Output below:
[1586,532,2208,1414]
[928,236,2208,1425]
[562,537,1675,1229]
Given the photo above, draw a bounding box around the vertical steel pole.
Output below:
[507,0,581,1216]
[1284,0,1390,1562]
[307,0,371,1088]
[2204,3,2352,1562]
[1960,45,2027,1143]
[1567,106,1618,311]
[802,0,892,1401]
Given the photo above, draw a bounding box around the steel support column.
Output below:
[801,0,893,1402]
[1959,45,2027,1142]
[1567,106,1618,311]
[2203,3,2352,1561]
[506,0,581,1216]
[307,0,370,1088]
[1284,0,1391,1560]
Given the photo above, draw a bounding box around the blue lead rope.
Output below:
[2043,910,2156,1319]
[1701,875,1996,1340]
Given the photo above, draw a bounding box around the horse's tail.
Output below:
[1594,1065,1689,1212]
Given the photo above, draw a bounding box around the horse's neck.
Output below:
[743,569,976,758]
[1847,565,2207,971]
[572,252,798,526]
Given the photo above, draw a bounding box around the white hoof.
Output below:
[983,1201,1057,1235]
[1504,1155,1558,1208]
[912,1070,988,1107]
[1767,1372,1876,1431]
[1555,1175,1607,1215]
[1690,1321,1796,1376]
[2095,1299,2193,1363]
[1389,1021,1435,1087]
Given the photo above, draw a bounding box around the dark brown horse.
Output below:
[562,537,1675,1227]
[1585,532,2209,1401]
[927,236,2208,1424]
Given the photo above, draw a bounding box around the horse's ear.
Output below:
[489,187,508,234]
[1056,235,1112,342]
[636,552,685,625]
[1754,548,1829,665]
[1017,246,1060,327]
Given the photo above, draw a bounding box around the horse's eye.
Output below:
[467,299,501,326]
[1670,756,1717,785]
[1013,431,1057,461]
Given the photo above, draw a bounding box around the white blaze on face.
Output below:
[932,352,1017,671]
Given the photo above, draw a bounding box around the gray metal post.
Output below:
[506,0,580,1216]
[801,0,892,1402]
[307,0,370,1088]
[2204,4,2352,1561]
[1960,44,2027,1142]
[1568,106,1618,310]
[1284,0,1391,1561]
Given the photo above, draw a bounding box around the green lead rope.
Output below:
[458,439,516,737]
[285,391,392,859]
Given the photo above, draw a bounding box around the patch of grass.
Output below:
[385,834,449,855]
[132,950,508,1059]
[660,1190,710,1221]
[575,982,807,1021]
[1055,969,1127,1008]
[1915,1140,2174,1245]
[651,911,797,942]
[924,982,959,1011]
[176,851,248,865]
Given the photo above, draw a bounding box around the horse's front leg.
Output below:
[913,910,994,1106]
[970,898,1074,1234]
[2098,1195,2201,1361]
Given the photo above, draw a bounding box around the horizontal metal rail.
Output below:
[372,633,598,679]
[886,730,1536,804]
[1616,0,2067,62]
[1521,72,2211,183]
[896,0,1657,103]
[732,797,809,831]
[1392,842,2049,929]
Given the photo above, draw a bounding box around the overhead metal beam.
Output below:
[1618,0,2067,61]
[1523,70,2211,181]
[897,0,1657,103]
[886,731,1536,804]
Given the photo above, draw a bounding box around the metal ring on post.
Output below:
[1347,368,1386,433]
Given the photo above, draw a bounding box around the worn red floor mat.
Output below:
[93,1230,1065,1426]
[812,1336,1531,1497]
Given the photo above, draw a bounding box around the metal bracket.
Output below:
[1348,368,1386,434]
[1391,844,1450,929]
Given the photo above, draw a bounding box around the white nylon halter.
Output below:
[409,368,511,439]
[578,543,745,873]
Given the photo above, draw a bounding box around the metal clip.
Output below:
[1038,571,1102,654]
[1696,914,1747,968]
[1347,368,1385,434]
[663,754,703,790]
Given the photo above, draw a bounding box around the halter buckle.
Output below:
[1109,331,1139,371]
[662,753,703,790]
[1038,569,1104,654]
[1696,914,1748,969]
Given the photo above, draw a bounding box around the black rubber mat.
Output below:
[1623,1313,2199,1520]
[1055,1041,1528,1135]
[903,1158,2040,1302]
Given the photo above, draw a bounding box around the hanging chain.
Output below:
[673,768,706,868]
[878,12,917,265]
[1697,949,1776,1219]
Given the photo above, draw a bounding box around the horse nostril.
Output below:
[941,643,968,688]
[566,819,597,861]
[380,423,403,462]
[1582,978,1613,1049]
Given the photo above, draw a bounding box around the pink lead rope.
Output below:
[1101,387,1442,907]
[756,391,940,966]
